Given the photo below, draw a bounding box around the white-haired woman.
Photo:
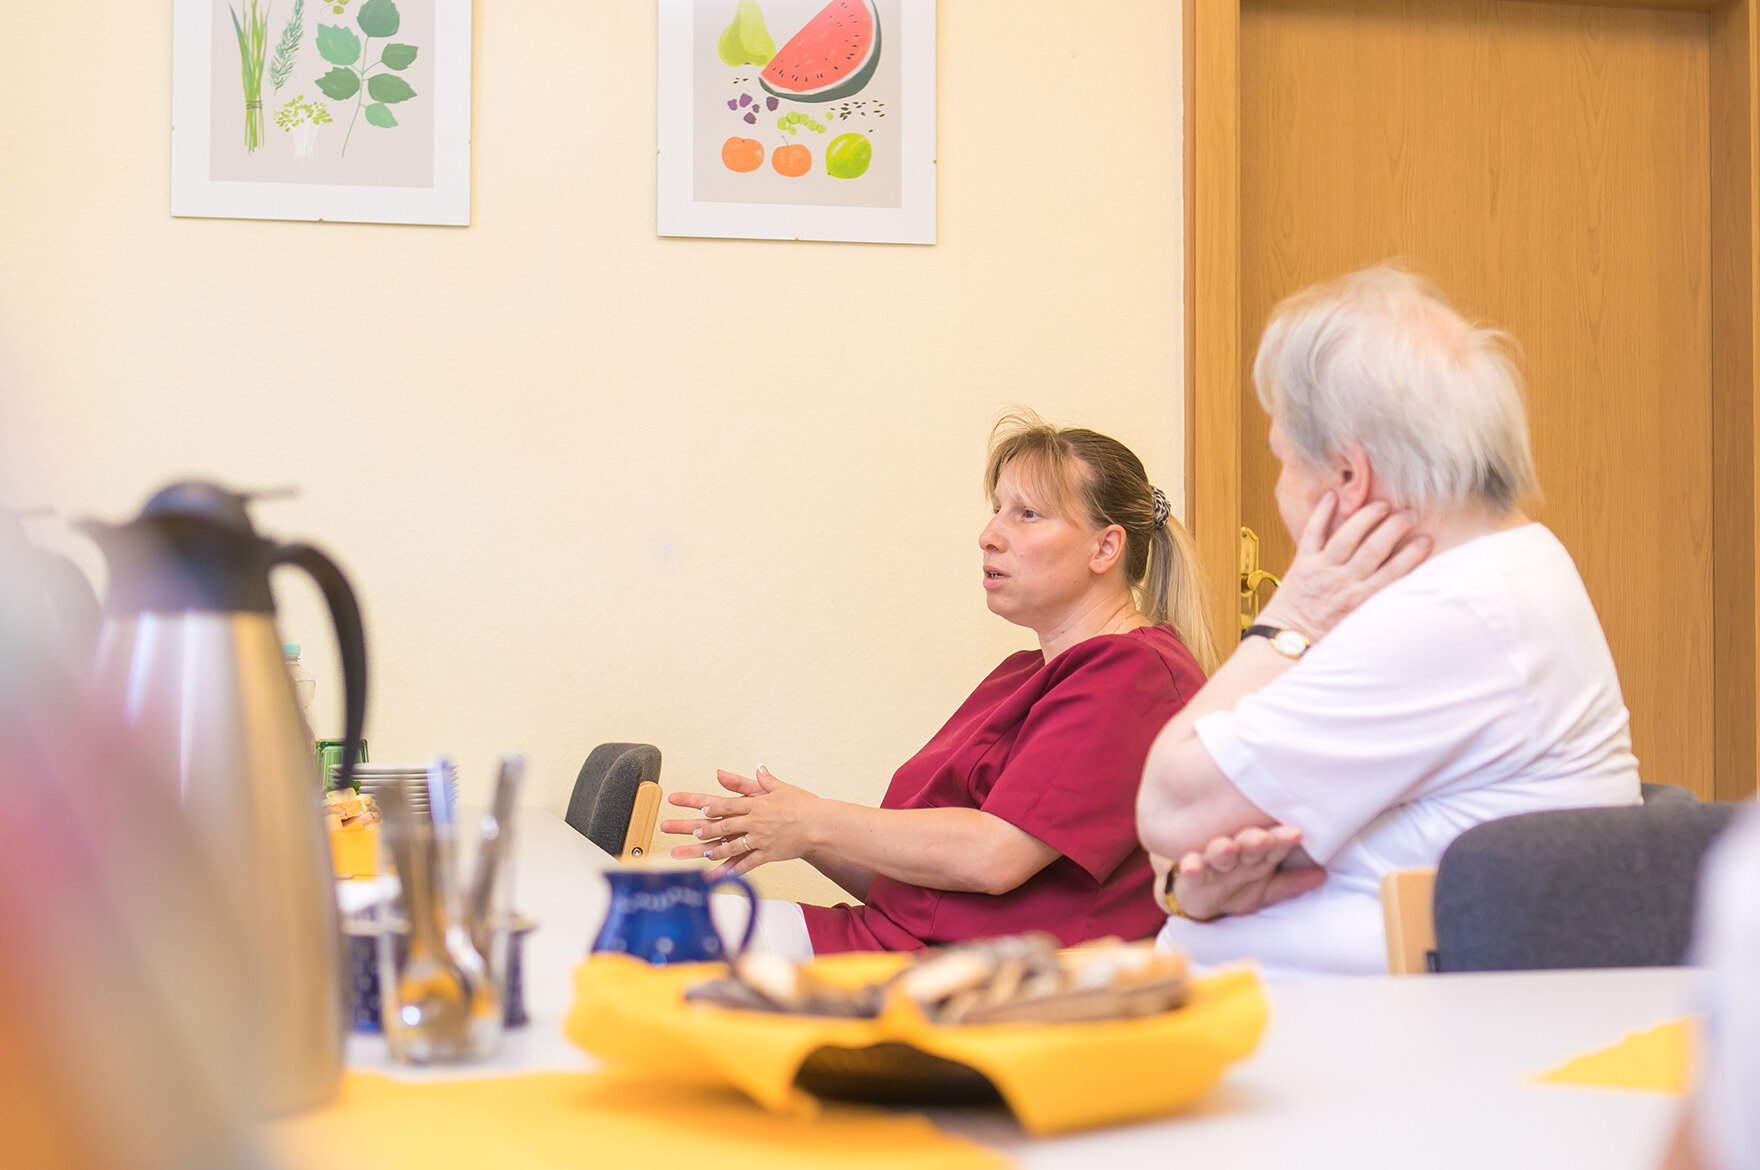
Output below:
[1136,264,1642,977]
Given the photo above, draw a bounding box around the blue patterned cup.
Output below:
[592,870,757,964]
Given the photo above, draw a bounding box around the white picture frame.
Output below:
[172,0,471,226]
[658,0,936,245]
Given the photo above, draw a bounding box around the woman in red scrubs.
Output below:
[662,415,1216,953]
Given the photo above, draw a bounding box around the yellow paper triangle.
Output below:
[1531,1018,1695,1095]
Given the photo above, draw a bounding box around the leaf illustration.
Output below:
[316,23,361,66]
[314,66,361,100]
[357,0,400,37]
[381,43,418,70]
[364,102,397,127]
[269,0,305,91]
[367,73,416,103]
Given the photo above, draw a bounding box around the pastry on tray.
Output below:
[323,788,381,832]
[685,933,1188,1026]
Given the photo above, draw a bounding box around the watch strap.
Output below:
[1243,623,1311,659]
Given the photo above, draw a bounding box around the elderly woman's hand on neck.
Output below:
[1256,493,1431,644]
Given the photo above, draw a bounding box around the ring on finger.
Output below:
[741,835,754,853]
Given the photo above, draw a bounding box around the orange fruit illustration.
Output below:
[722,137,764,173]
[771,143,812,177]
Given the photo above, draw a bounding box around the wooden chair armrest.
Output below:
[1381,867,1438,975]
[619,780,662,862]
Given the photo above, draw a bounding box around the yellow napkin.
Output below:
[566,952,1268,1136]
[1531,1018,1695,1095]
[268,1069,1003,1170]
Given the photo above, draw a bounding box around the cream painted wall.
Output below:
[0,1,1183,906]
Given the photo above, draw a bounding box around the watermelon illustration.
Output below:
[759,0,880,104]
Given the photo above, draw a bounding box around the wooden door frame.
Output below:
[1183,0,1760,798]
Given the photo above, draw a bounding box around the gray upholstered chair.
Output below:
[1429,802,1741,972]
[565,742,662,861]
[1639,781,1700,806]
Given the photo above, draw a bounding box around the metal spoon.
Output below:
[380,778,469,1062]
[426,759,500,1053]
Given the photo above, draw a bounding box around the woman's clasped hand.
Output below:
[661,766,814,879]
[1167,825,1326,923]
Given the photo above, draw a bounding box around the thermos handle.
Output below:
[270,543,368,791]
[704,873,759,959]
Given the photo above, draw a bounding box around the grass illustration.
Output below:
[269,0,305,93]
[312,0,419,157]
[228,0,272,152]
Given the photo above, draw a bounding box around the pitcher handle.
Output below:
[271,543,369,792]
[704,873,759,959]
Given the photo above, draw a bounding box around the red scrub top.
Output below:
[801,625,1204,953]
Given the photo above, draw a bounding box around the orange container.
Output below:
[329,821,380,879]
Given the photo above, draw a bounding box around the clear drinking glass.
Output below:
[377,763,503,1064]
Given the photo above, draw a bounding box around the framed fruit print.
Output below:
[657,0,936,244]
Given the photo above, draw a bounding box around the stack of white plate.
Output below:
[332,763,457,819]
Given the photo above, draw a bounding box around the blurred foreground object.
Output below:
[0,503,99,661]
[84,481,370,1116]
[1689,807,1760,1170]
[0,508,267,1168]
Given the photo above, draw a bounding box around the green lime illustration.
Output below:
[826,132,872,179]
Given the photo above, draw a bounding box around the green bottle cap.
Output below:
[283,643,300,658]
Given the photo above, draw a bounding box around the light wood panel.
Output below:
[1712,0,1760,800]
[1234,0,1715,796]
[1185,0,1245,650]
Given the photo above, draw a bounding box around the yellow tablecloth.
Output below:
[566,952,1268,1137]
[268,1068,1004,1170]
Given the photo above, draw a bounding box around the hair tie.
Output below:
[1150,486,1170,531]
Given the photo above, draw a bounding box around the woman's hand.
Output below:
[1258,494,1431,643]
[1169,825,1326,921]
[658,766,820,879]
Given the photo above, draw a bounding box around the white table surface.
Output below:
[348,810,1696,1169]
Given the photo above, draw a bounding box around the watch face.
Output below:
[1270,629,1309,658]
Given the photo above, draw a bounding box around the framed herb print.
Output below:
[171,0,471,225]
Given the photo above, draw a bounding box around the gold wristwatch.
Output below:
[1242,624,1311,659]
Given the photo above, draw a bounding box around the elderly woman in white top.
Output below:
[1136,264,1642,977]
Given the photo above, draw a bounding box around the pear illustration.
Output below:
[717,0,776,67]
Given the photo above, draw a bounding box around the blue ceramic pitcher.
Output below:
[592,870,758,964]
